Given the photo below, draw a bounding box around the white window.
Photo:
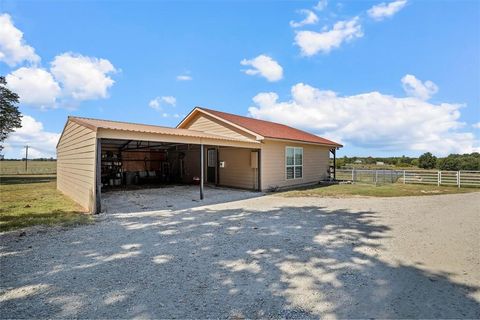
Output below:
[286,147,303,179]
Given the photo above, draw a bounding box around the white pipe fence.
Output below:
[336,169,480,188]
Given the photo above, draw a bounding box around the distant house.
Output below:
[354,159,362,164]
[56,107,342,213]
[376,161,385,166]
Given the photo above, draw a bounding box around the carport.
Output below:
[56,117,261,213]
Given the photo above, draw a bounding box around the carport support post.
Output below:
[200,143,204,200]
[95,138,102,214]
[257,149,261,191]
[331,148,336,180]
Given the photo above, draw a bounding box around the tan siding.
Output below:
[218,148,258,190]
[184,114,256,141]
[260,140,330,190]
[57,120,97,212]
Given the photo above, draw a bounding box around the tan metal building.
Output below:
[56,107,341,213]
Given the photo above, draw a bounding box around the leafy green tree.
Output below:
[418,152,437,169]
[0,76,22,152]
[437,155,460,171]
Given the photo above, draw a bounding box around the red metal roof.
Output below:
[198,107,342,147]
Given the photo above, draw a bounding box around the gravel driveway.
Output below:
[1,190,479,319]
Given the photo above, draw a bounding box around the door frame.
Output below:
[206,147,218,184]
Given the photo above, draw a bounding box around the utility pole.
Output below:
[24,145,29,173]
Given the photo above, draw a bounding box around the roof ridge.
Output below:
[198,107,339,144]
[199,107,314,133]
[198,107,283,125]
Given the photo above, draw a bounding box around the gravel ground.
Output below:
[1,187,479,319]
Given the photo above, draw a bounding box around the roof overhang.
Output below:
[95,127,261,149]
[57,116,262,150]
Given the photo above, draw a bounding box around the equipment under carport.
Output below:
[100,142,201,190]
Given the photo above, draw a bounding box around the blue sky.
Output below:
[1,0,479,158]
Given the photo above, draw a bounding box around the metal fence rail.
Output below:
[336,169,480,188]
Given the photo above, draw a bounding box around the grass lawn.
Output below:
[0,160,56,175]
[0,175,92,232]
[281,182,480,198]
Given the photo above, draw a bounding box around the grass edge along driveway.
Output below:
[1,175,478,232]
[0,175,92,232]
[280,182,479,198]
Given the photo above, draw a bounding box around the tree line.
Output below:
[417,152,480,171]
[336,152,480,171]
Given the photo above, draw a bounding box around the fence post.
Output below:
[375,170,378,186]
[351,168,354,184]
[403,170,406,184]
[458,171,461,188]
[437,171,440,186]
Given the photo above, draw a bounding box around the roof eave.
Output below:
[263,137,343,148]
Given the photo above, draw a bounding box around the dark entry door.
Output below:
[207,148,217,183]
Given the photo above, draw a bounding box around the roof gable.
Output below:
[178,112,259,141]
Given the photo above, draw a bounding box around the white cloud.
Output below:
[6,67,61,109]
[314,0,328,11]
[159,113,180,118]
[240,54,283,82]
[248,82,479,156]
[176,75,192,81]
[368,0,407,21]
[0,15,118,108]
[473,122,480,129]
[149,96,176,111]
[401,74,438,100]
[51,52,117,101]
[290,10,319,28]
[149,99,160,110]
[295,17,363,56]
[2,115,60,158]
[161,96,176,106]
[0,14,40,67]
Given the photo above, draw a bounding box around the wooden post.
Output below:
[257,149,261,191]
[200,143,204,200]
[403,170,406,184]
[333,148,336,180]
[458,171,461,188]
[95,138,102,214]
[24,145,29,173]
[437,171,440,186]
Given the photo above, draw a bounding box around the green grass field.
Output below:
[0,175,92,232]
[281,182,479,198]
[0,160,56,174]
[0,159,477,232]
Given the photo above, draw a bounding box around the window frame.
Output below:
[285,146,303,180]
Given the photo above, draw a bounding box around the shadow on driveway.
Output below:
[1,197,479,318]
